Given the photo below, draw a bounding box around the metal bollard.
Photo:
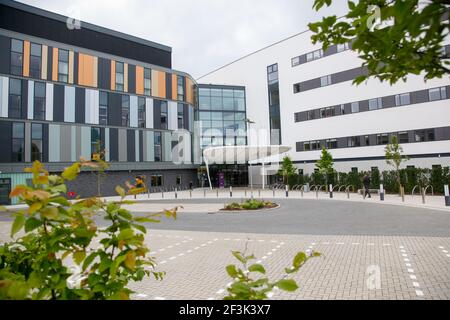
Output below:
[301,188,304,197]
[401,186,405,202]
[379,184,384,201]
[316,189,319,199]
[258,190,261,197]
[329,184,333,199]
[230,186,233,198]
[421,187,426,204]
[285,185,289,198]
[216,189,219,198]
[175,188,177,199]
[346,189,350,199]
[245,189,247,197]
[444,185,450,206]
[162,189,164,199]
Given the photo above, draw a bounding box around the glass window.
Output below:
[320,75,332,87]
[160,101,168,130]
[304,142,310,151]
[99,91,108,125]
[12,122,25,162]
[428,87,447,101]
[267,63,278,84]
[292,56,300,67]
[151,175,163,186]
[306,52,313,62]
[234,90,245,98]
[33,82,46,120]
[91,127,101,159]
[307,110,315,120]
[10,39,23,76]
[377,134,389,145]
[395,93,410,106]
[347,136,361,147]
[29,43,42,79]
[337,42,349,53]
[369,97,382,110]
[199,112,211,120]
[199,88,210,96]
[223,97,234,110]
[326,139,337,149]
[177,75,185,101]
[293,83,301,94]
[364,135,370,146]
[414,129,435,142]
[236,137,246,146]
[144,68,151,96]
[115,62,124,91]
[154,131,162,162]
[398,131,409,143]
[121,95,130,126]
[234,112,245,121]
[31,123,43,162]
[340,104,345,115]
[211,96,222,110]
[211,88,222,97]
[351,102,360,113]
[211,112,222,120]
[199,96,210,110]
[138,97,146,128]
[177,103,184,129]
[9,78,22,119]
[58,49,69,83]
[313,49,323,60]
[234,98,245,111]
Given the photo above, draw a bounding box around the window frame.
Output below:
[33,81,46,120]
[99,91,108,125]
[12,122,25,162]
[138,97,146,128]
[31,123,43,162]
[121,95,130,127]
[57,49,69,83]
[29,42,42,79]
[8,78,22,119]
[10,39,23,76]
[115,61,124,92]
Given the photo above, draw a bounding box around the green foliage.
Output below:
[385,135,409,192]
[370,168,381,189]
[315,148,334,189]
[309,0,449,84]
[0,160,177,300]
[224,200,276,211]
[224,247,320,300]
[241,199,265,210]
[277,156,297,185]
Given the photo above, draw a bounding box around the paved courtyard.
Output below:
[1,195,449,300]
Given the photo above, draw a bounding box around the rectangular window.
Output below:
[364,135,370,146]
[151,175,163,186]
[154,131,162,162]
[414,129,435,142]
[31,123,43,162]
[144,67,151,96]
[29,43,42,79]
[347,136,360,147]
[377,134,389,145]
[91,127,101,158]
[177,75,185,101]
[99,91,108,125]
[267,63,278,84]
[326,139,337,149]
[58,49,69,83]
[33,82,46,120]
[337,42,349,53]
[160,101,168,130]
[293,83,300,93]
[395,93,410,106]
[115,62,124,91]
[319,107,334,118]
[121,95,130,126]
[177,103,184,129]
[291,56,300,67]
[368,97,382,110]
[398,131,409,143]
[428,87,447,101]
[351,101,360,113]
[138,97,146,128]
[320,75,332,87]
[12,122,25,162]
[10,39,23,76]
[303,142,310,151]
[8,78,22,119]
[340,104,345,115]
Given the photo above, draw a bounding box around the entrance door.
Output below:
[0,178,11,205]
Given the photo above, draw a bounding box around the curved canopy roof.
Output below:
[203,145,291,164]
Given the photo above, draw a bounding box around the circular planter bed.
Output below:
[220,199,279,211]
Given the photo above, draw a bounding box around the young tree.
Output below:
[278,156,297,185]
[309,0,449,85]
[385,135,409,194]
[315,147,334,190]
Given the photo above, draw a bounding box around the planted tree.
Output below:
[385,135,409,195]
[315,147,334,190]
[277,156,297,186]
[309,0,449,85]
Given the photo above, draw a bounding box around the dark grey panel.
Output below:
[47,45,52,81]
[73,52,78,85]
[108,92,121,126]
[382,95,396,108]
[324,45,337,56]
[334,105,341,116]
[359,100,369,112]
[344,104,352,114]
[183,103,189,131]
[127,129,135,162]
[412,89,429,104]
[299,78,321,92]
[128,64,136,94]
[0,34,10,74]
[153,99,161,129]
[21,79,28,119]
[100,127,106,151]
[139,130,143,162]
[75,87,85,124]
[98,58,111,90]
[53,84,64,122]
[0,121,12,163]
[109,128,118,161]
[166,72,172,99]
[337,137,347,148]
[42,123,48,162]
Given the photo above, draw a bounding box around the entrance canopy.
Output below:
[203,145,291,189]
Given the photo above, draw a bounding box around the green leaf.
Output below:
[40,207,59,220]
[115,185,126,198]
[118,209,132,220]
[226,265,238,278]
[231,251,246,264]
[276,279,299,292]
[117,229,134,241]
[83,252,98,271]
[11,215,25,237]
[49,196,70,206]
[73,251,86,265]
[24,217,43,232]
[61,163,81,181]
[293,252,307,269]
[110,254,127,278]
[248,263,266,274]
[132,223,147,234]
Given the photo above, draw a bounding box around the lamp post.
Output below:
[245,118,255,198]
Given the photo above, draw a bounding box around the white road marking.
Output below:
[412,282,420,287]
[410,275,417,280]
[415,290,424,297]
[169,256,176,260]
[407,268,414,273]
[154,296,166,300]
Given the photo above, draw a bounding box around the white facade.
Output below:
[198,29,450,180]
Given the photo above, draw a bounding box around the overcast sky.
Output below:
[18,0,348,79]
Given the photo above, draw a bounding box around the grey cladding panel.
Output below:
[53,84,65,122]
[0,35,10,74]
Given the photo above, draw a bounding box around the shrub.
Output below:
[241,199,265,210]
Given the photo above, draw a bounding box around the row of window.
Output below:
[298,128,442,152]
[198,88,245,112]
[291,42,350,67]
[294,86,448,122]
[7,77,188,130]
[9,39,187,101]
[11,122,43,162]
